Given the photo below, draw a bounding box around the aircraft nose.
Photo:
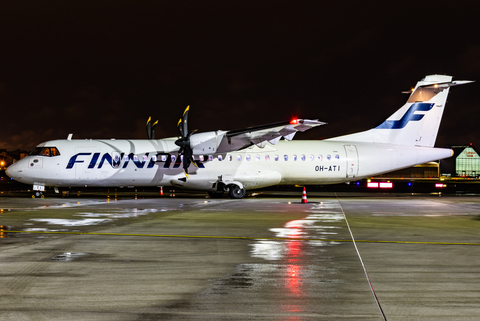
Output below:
[5,163,17,179]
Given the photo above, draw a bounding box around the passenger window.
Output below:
[151,155,157,162]
[237,155,242,161]
[199,155,204,162]
[246,154,251,161]
[301,154,306,161]
[218,155,223,161]
[284,155,288,161]
[265,154,270,161]
[208,155,214,161]
[326,154,331,160]
[228,155,232,161]
[256,155,260,161]
[293,154,297,161]
[143,155,148,161]
[124,155,129,161]
[309,155,314,161]
[335,154,340,160]
[161,155,168,162]
[318,155,323,161]
[171,155,176,163]
[274,154,279,161]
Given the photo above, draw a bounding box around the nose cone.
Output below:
[5,163,17,180]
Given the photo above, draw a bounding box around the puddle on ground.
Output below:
[50,252,88,262]
[30,218,110,226]
[26,208,171,228]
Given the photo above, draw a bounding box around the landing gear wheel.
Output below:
[228,185,246,199]
[33,191,44,198]
[208,191,225,198]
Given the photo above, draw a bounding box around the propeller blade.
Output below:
[177,105,190,138]
[182,105,189,136]
[177,118,184,137]
[183,146,193,173]
[146,117,152,139]
[175,105,197,179]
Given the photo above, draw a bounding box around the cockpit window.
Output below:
[29,147,61,157]
[29,147,43,156]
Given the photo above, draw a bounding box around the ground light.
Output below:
[367,182,393,188]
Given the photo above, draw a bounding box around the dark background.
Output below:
[1,1,479,151]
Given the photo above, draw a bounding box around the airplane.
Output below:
[6,74,473,199]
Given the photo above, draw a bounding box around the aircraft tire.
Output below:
[33,191,43,198]
[228,185,246,199]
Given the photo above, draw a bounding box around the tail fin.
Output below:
[327,75,473,147]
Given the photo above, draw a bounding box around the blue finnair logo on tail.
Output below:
[376,102,435,129]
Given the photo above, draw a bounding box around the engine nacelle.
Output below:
[190,131,227,155]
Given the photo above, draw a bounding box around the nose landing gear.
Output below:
[32,184,46,198]
[32,191,44,198]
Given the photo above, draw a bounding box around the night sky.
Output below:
[1,1,479,151]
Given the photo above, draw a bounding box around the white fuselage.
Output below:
[7,138,453,191]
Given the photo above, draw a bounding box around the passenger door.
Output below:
[344,144,358,178]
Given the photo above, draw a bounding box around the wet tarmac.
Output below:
[0,192,479,320]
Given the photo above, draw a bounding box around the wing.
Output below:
[218,118,326,152]
[176,106,327,155]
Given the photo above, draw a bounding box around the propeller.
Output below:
[174,106,197,178]
[146,117,159,139]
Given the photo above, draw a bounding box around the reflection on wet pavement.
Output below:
[186,200,350,318]
[51,252,88,262]
[27,208,165,228]
[30,218,111,226]
[9,208,172,231]
[0,198,180,240]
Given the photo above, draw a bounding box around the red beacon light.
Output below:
[290,119,298,124]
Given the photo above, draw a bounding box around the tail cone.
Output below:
[302,187,308,204]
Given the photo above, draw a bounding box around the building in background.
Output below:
[0,149,29,170]
[455,146,480,177]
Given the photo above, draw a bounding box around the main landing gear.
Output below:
[228,184,246,199]
[208,183,246,199]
